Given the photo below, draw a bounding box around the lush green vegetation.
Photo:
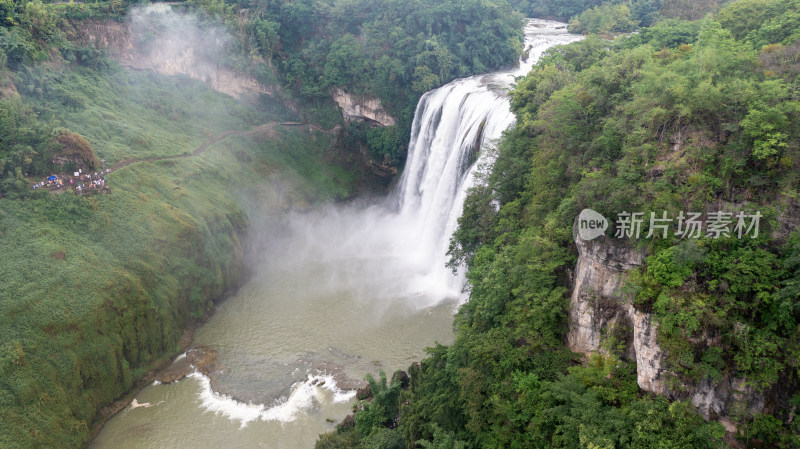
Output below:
[0,66,356,447]
[510,0,663,26]
[319,0,800,447]
[171,0,525,164]
[566,0,729,34]
[0,0,539,446]
[568,2,637,34]
[1,0,527,173]
[0,71,358,448]
[2,0,799,446]
[0,0,135,195]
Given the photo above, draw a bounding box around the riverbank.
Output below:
[84,19,571,448]
[87,324,198,442]
[88,327,229,442]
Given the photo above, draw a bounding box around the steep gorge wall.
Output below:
[0,198,251,448]
[567,232,768,431]
[69,19,273,100]
[70,17,398,128]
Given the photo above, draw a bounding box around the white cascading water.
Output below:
[389,19,582,299]
[273,20,581,309]
[180,22,580,425]
[200,18,582,423]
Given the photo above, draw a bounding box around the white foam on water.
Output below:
[190,372,356,427]
[260,374,355,422]
[166,15,580,435]
[191,372,266,428]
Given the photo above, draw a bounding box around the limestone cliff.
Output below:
[567,229,768,429]
[332,88,396,127]
[567,234,671,393]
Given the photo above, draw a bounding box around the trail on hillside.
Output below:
[39,121,337,195]
[108,122,339,172]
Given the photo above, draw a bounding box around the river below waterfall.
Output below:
[89,19,578,449]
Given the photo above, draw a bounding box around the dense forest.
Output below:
[0,0,531,447]
[174,0,527,164]
[318,0,800,448]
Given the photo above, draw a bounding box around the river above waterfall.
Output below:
[89,19,578,449]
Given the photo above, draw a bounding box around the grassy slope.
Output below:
[23,66,295,164]
[0,61,356,448]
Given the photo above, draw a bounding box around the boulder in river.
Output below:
[186,345,222,375]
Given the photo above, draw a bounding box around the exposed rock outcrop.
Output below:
[567,233,644,357]
[568,225,769,429]
[391,370,410,389]
[567,233,673,394]
[69,9,274,100]
[339,413,356,429]
[626,305,670,396]
[155,345,222,384]
[356,383,373,401]
[155,354,193,384]
[332,88,396,127]
[691,376,766,421]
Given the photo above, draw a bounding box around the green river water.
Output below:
[89,214,458,449]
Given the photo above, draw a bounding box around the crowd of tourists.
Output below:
[32,169,111,194]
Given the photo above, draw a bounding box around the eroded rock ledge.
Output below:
[332,88,396,127]
[567,230,768,431]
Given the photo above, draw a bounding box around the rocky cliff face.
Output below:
[71,9,398,127]
[332,88,396,127]
[70,11,273,100]
[567,234,671,393]
[568,230,768,428]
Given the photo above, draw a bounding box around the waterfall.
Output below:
[274,20,579,309]
[388,19,581,300]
